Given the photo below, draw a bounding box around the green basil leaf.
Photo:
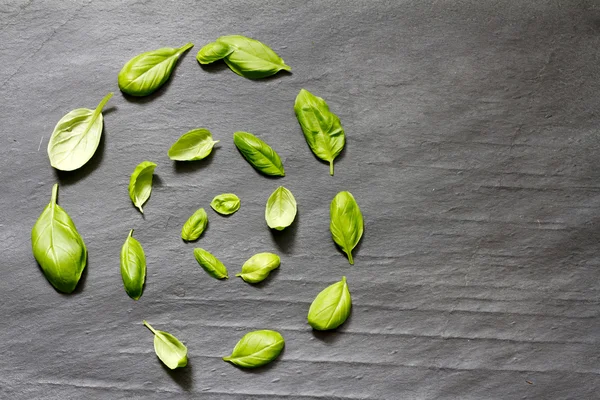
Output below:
[223,330,284,368]
[236,252,280,283]
[233,131,285,176]
[168,128,219,161]
[330,191,363,264]
[143,320,188,369]
[265,186,297,230]
[47,92,113,171]
[181,208,208,241]
[128,161,157,214]
[118,43,194,96]
[198,35,290,79]
[307,276,352,330]
[120,229,146,300]
[31,184,87,293]
[294,89,345,175]
[196,41,234,64]
[210,193,240,215]
[193,248,228,279]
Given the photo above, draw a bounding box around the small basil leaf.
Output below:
[307,276,352,330]
[330,191,363,264]
[118,43,194,96]
[120,229,146,300]
[193,248,228,279]
[223,330,284,368]
[31,184,87,293]
[168,128,219,161]
[210,193,240,215]
[143,320,188,369]
[47,92,113,171]
[236,252,280,283]
[128,161,157,214]
[181,208,208,241]
[196,41,234,64]
[209,35,290,79]
[233,131,285,176]
[265,186,297,230]
[294,89,345,175]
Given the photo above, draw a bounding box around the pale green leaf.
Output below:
[168,128,219,161]
[236,252,280,283]
[210,193,240,215]
[143,321,188,369]
[233,131,284,176]
[196,41,234,64]
[223,330,284,368]
[120,229,146,300]
[330,191,363,264]
[265,186,297,230]
[307,276,352,330]
[181,208,208,241]
[193,248,228,279]
[128,161,157,214]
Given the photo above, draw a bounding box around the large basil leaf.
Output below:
[233,131,285,176]
[210,193,240,215]
[265,186,297,230]
[197,35,290,79]
[223,330,284,368]
[47,92,113,171]
[294,89,345,175]
[31,184,87,293]
[143,321,188,369]
[307,276,352,330]
[128,161,157,214]
[168,128,219,161]
[118,43,194,96]
[193,248,228,279]
[181,208,208,241]
[330,191,363,264]
[236,252,280,283]
[120,229,146,300]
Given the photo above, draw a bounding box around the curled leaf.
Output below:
[31,184,87,293]
[210,193,240,215]
[196,41,234,64]
[223,330,284,368]
[236,252,280,283]
[143,321,188,369]
[128,161,157,214]
[233,131,284,176]
[120,229,146,300]
[265,186,297,230]
[194,248,228,279]
[330,191,363,264]
[181,208,208,241]
[307,277,352,330]
[168,128,219,161]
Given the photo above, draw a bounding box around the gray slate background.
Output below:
[1,0,599,399]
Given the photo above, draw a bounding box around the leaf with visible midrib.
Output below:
[47,92,113,171]
[330,191,363,264]
[120,229,146,300]
[265,186,297,230]
[128,161,157,214]
[168,128,219,161]
[194,248,228,279]
[307,276,352,330]
[210,193,240,215]
[233,131,285,176]
[196,41,234,64]
[294,89,345,175]
[223,330,284,368]
[236,252,280,283]
[143,321,188,369]
[118,43,194,96]
[31,184,87,293]
[181,208,208,241]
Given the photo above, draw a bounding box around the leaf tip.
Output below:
[222,356,232,362]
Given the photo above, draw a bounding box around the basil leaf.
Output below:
[31,184,87,293]
[223,330,284,368]
[120,229,146,300]
[265,186,297,231]
[307,276,352,330]
[210,193,240,215]
[118,43,194,96]
[181,208,208,241]
[330,191,363,264]
[198,35,290,79]
[47,92,113,171]
[294,89,345,175]
[193,248,228,279]
[196,41,234,64]
[143,320,188,369]
[168,128,219,161]
[233,131,285,176]
[128,161,157,214]
[236,252,280,283]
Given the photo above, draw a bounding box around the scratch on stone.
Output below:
[38,136,43,151]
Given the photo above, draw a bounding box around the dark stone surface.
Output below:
[1,1,599,399]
